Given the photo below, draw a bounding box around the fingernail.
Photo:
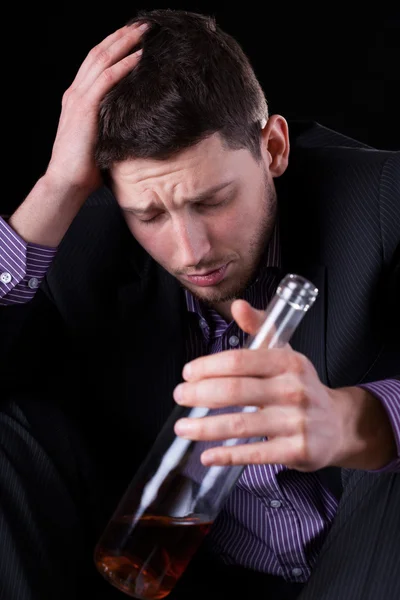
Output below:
[138,22,149,31]
[173,383,184,403]
[201,451,215,466]
[174,419,192,436]
[182,363,192,380]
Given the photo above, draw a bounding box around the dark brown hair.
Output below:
[95,9,268,169]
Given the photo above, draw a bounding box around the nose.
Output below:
[174,214,211,269]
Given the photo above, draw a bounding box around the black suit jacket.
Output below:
[1,122,399,599]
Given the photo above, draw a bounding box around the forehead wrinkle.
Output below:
[112,133,254,213]
[125,179,236,215]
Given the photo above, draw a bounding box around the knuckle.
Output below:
[284,376,307,407]
[291,412,307,435]
[88,45,99,58]
[93,48,111,66]
[226,377,241,402]
[194,420,206,439]
[222,452,234,467]
[120,55,137,69]
[229,350,244,372]
[62,88,73,104]
[289,351,307,375]
[100,67,115,84]
[230,413,248,437]
[293,436,310,467]
[248,447,264,464]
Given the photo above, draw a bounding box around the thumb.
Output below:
[231,299,266,337]
[232,299,293,351]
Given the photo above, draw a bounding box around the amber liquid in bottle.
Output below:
[94,514,213,599]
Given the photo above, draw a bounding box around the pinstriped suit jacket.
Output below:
[1,121,399,599]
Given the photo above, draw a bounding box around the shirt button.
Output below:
[269,500,282,509]
[292,568,303,577]
[0,272,12,284]
[28,277,39,289]
[199,319,208,329]
[229,335,239,347]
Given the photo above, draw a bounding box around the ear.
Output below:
[260,114,290,177]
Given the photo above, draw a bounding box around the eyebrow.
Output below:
[121,180,235,214]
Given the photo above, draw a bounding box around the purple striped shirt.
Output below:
[0,217,56,305]
[1,215,399,583]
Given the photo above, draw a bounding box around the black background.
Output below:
[3,3,399,215]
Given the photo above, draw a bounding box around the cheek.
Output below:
[211,218,237,243]
[211,207,253,244]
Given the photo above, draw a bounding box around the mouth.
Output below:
[184,263,230,287]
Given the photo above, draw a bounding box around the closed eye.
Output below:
[196,197,230,211]
[137,213,164,225]
[136,196,231,224]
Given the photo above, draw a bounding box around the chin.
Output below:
[185,279,247,306]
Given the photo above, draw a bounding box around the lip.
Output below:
[185,263,230,287]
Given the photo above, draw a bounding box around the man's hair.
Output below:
[95,9,268,169]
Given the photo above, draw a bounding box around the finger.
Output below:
[174,404,299,441]
[84,48,143,105]
[231,299,265,337]
[73,25,131,86]
[182,346,304,382]
[73,22,148,90]
[175,376,265,407]
[174,372,305,409]
[200,435,306,468]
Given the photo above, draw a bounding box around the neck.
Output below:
[210,299,234,322]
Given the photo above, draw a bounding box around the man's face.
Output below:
[111,133,278,315]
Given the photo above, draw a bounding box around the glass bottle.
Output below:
[94,273,318,599]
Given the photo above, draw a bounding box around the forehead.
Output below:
[111,133,254,192]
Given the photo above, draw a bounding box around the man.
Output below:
[0,9,399,600]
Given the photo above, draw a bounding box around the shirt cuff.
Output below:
[0,216,57,304]
[358,379,400,473]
